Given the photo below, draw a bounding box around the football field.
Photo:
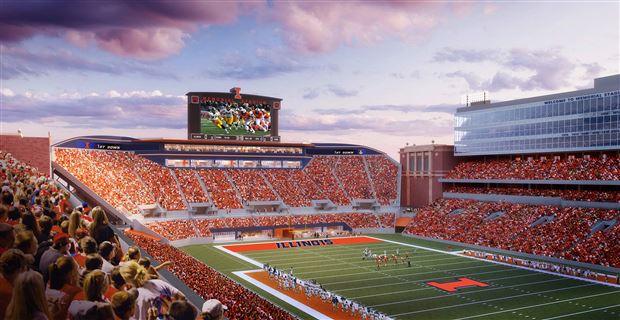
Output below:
[184,235,620,320]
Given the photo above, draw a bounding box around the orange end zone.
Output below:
[246,270,363,320]
[223,236,383,252]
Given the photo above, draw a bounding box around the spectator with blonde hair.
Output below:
[89,206,122,262]
[82,269,110,302]
[120,261,185,319]
[68,209,88,240]
[5,270,51,320]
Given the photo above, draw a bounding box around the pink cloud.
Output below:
[1,1,469,58]
[266,1,446,53]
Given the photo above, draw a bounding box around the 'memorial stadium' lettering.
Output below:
[276,239,334,249]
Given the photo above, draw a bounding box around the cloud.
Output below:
[1,46,176,80]
[0,1,250,59]
[301,85,359,99]
[206,48,310,79]
[433,48,500,63]
[581,62,604,80]
[280,109,453,137]
[437,47,588,92]
[0,1,471,58]
[326,85,358,97]
[260,1,450,53]
[316,103,460,115]
[302,88,320,100]
[0,89,186,129]
[444,71,484,90]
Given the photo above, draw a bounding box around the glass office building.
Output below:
[454,75,620,156]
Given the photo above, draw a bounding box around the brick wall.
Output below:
[0,135,50,175]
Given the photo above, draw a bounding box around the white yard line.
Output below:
[542,304,620,320]
[366,236,620,289]
[317,264,500,282]
[233,270,333,320]
[350,274,562,299]
[334,268,530,292]
[387,283,595,316]
[452,291,620,320]
[287,256,463,274]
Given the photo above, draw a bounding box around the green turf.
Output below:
[200,118,270,136]
[182,235,620,320]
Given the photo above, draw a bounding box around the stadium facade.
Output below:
[454,74,620,156]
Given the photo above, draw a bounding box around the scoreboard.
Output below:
[187,88,281,142]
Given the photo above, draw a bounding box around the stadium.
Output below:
[0,75,618,320]
[1,3,619,320]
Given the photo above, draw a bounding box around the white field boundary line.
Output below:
[458,252,620,289]
[387,283,596,316]
[233,270,333,320]
[365,236,620,289]
[542,304,620,320]
[214,245,263,268]
[452,291,620,320]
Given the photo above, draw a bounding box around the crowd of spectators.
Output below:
[446,185,620,203]
[463,250,618,284]
[334,156,374,200]
[145,220,199,241]
[263,170,316,207]
[145,212,396,240]
[446,155,620,181]
[127,232,295,320]
[378,213,395,228]
[366,156,398,205]
[196,170,244,209]
[2,149,237,320]
[304,156,351,205]
[226,169,279,202]
[507,208,617,258]
[173,170,210,203]
[404,199,620,267]
[56,149,399,212]
[563,223,620,268]
[55,148,154,214]
[133,157,186,211]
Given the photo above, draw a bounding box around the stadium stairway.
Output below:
[362,156,379,200]
[259,170,284,202]
[170,169,190,209]
[223,170,246,208]
[331,159,353,202]
[194,170,215,205]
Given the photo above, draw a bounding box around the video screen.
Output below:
[200,101,271,136]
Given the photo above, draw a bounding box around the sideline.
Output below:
[233,270,334,320]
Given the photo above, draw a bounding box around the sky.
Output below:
[1,1,619,160]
